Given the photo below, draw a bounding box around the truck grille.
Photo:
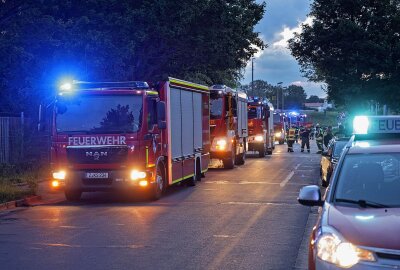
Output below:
[66,146,128,164]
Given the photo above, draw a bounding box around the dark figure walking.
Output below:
[300,127,311,153]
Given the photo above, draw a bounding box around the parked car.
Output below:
[320,137,350,187]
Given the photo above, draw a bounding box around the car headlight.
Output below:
[216,139,227,150]
[53,170,66,180]
[317,233,375,268]
[255,135,263,142]
[275,132,282,138]
[130,170,147,181]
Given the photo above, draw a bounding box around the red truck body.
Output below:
[247,98,275,157]
[273,112,287,145]
[209,85,248,169]
[47,78,210,200]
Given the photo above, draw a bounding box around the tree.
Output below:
[288,0,400,112]
[307,95,323,103]
[284,85,307,110]
[0,0,266,115]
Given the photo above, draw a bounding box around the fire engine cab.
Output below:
[209,85,248,169]
[40,78,210,201]
[247,97,275,157]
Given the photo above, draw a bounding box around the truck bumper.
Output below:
[63,170,154,192]
[248,142,264,151]
[210,151,231,160]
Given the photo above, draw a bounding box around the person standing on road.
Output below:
[315,124,324,153]
[323,126,333,148]
[287,127,296,152]
[300,127,311,153]
[295,126,300,143]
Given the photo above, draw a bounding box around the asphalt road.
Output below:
[0,143,320,270]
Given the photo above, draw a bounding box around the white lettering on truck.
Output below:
[67,136,127,146]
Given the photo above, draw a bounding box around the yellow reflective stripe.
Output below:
[146,91,158,95]
[201,169,208,173]
[147,164,156,168]
[169,77,209,91]
[172,174,194,184]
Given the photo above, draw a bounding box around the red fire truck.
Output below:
[209,85,248,169]
[273,112,287,145]
[39,78,210,201]
[247,97,275,157]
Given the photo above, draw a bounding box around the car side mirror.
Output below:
[298,185,324,206]
[157,101,166,129]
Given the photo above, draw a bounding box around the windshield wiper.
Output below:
[335,198,389,208]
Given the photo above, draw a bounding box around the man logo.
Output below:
[86,151,108,160]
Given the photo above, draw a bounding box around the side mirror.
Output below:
[38,104,46,131]
[157,101,166,129]
[298,185,324,206]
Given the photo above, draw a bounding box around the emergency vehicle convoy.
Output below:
[44,78,210,201]
[247,97,275,157]
[273,112,287,144]
[209,85,248,169]
[298,115,400,270]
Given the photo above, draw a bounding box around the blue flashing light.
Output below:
[353,116,369,134]
[60,82,73,91]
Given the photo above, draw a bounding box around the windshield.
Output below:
[333,141,348,158]
[56,95,142,134]
[334,153,400,207]
[273,114,281,124]
[248,107,261,119]
[210,97,223,119]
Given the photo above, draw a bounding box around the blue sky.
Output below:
[241,0,325,97]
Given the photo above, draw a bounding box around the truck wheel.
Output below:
[266,149,273,155]
[236,151,246,165]
[65,189,82,202]
[150,164,166,200]
[196,159,202,181]
[223,149,235,169]
[279,139,284,145]
[258,145,266,157]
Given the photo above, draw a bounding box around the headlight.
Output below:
[130,170,147,181]
[216,139,227,150]
[317,233,375,268]
[255,135,263,142]
[275,132,282,138]
[53,170,66,180]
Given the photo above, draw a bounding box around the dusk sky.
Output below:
[241,0,326,97]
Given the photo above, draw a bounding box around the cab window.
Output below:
[147,98,157,131]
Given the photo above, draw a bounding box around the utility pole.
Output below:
[251,58,254,93]
[277,82,283,110]
[282,86,287,110]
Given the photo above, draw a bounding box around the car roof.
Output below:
[347,139,400,154]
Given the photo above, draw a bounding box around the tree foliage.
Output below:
[0,0,265,114]
[289,0,400,111]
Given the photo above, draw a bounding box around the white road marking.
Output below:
[295,163,301,170]
[280,171,295,187]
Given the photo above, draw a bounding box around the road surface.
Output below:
[0,143,320,270]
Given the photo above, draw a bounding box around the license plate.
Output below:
[85,172,109,179]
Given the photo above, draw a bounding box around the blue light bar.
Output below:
[353,115,400,134]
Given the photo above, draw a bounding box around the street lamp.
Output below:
[277,82,283,110]
[282,86,287,110]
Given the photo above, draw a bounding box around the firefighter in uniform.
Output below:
[315,124,324,153]
[287,127,296,152]
[300,127,311,153]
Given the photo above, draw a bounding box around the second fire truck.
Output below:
[247,97,275,157]
[209,85,248,169]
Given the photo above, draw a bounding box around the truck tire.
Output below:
[65,189,82,202]
[258,145,266,158]
[279,139,284,145]
[196,159,202,181]
[150,164,166,200]
[223,149,235,169]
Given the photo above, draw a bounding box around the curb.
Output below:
[0,195,42,212]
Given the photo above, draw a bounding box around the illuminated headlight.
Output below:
[275,132,282,138]
[130,170,147,181]
[52,170,66,180]
[216,139,227,150]
[353,116,369,134]
[255,135,263,142]
[317,233,375,268]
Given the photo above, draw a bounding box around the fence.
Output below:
[0,113,49,165]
